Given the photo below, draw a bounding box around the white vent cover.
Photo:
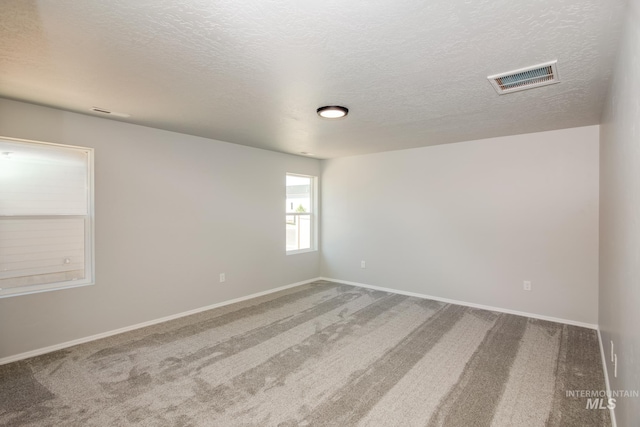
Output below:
[488,60,559,94]
[90,107,131,118]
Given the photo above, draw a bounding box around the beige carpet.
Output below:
[0,281,610,426]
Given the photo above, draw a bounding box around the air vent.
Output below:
[488,60,559,94]
[90,107,131,118]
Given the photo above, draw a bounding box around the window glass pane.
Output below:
[286,175,311,214]
[0,138,93,298]
[286,214,311,251]
[0,218,86,289]
[0,140,88,215]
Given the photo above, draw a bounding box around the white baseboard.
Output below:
[0,277,320,366]
[321,277,599,330]
[597,329,618,427]
[2,276,599,366]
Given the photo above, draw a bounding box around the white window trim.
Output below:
[0,136,95,298]
[286,173,318,255]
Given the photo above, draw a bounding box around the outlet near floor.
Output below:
[611,340,614,362]
[219,273,226,283]
[523,280,532,291]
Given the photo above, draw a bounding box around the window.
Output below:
[0,137,94,297]
[286,173,317,253]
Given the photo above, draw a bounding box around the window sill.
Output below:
[286,248,317,256]
[0,280,95,299]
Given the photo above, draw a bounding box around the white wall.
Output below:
[599,0,640,424]
[0,98,320,360]
[0,99,603,361]
[321,126,600,324]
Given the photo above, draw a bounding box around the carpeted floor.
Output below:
[0,280,611,426]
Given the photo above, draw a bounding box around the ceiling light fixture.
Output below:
[317,105,348,119]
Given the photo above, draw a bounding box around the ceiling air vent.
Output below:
[90,107,131,118]
[488,60,559,95]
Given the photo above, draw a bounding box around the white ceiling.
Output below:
[0,0,627,158]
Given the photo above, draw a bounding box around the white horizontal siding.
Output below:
[0,137,93,296]
[0,140,88,216]
[0,218,85,284]
[0,270,85,289]
[1,249,85,263]
[0,243,86,256]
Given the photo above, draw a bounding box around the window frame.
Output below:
[0,136,95,298]
[286,173,318,255]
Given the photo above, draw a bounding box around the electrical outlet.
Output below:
[219,273,226,283]
[611,340,614,363]
[523,281,532,291]
[361,260,366,269]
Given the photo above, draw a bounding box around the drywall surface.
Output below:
[599,0,640,424]
[321,126,599,324]
[0,1,626,158]
[0,99,320,359]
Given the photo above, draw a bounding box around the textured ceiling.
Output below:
[0,0,628,158]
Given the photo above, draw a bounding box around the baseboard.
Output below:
[321,277,599,330]
[597,329,618,427]
[0,277,320,366]
[2,276,598,366]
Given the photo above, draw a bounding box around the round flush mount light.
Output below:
[317,105,348,119]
